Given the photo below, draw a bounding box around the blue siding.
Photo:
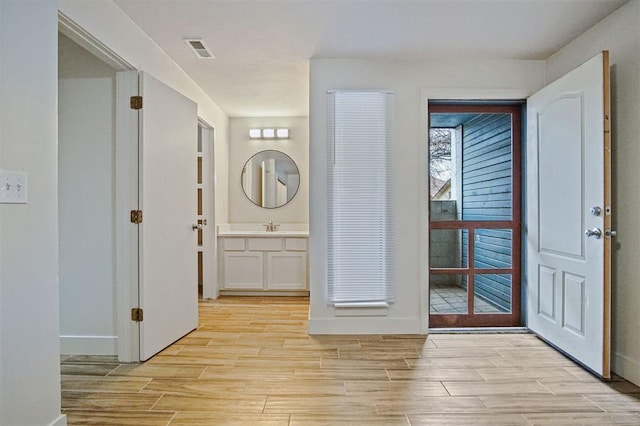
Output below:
[460,114,513,312]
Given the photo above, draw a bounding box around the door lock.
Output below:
[585,228,602,239]
[590,206,602,216]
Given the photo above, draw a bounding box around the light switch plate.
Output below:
[0,170,28,204]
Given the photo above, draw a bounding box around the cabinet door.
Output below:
[267,252,307,290]
[223,252,264,289]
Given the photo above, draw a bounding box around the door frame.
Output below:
[59,12,141,362]
[428,103,522,327]
[420,88,533,333]
[60,13,211,362]
[198,120,218,299]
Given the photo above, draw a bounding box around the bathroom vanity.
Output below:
[217,228,309,296]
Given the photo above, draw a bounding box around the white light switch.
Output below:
[0,170,28,204]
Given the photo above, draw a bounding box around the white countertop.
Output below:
[217,223,308,237]
[218,230,309,237]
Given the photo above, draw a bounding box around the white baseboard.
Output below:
[612,351,640,386]
[308,317,423,335]
[60,335,117,355]
[49,414,67,426]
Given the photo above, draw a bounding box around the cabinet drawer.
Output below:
[248,238,282,251]
[285,238,307,251]
[223,238,245,251]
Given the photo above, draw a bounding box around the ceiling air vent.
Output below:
[184,39,214,59]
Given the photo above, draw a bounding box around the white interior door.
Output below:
[139,72,198,360]
[526,52,611,378]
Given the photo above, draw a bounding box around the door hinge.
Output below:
[130,209,143,224]
[130,95,143,110]
[131,308,144,322]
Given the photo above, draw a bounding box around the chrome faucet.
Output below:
[263,221,280,232]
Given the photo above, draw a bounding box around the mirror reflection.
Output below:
[241,150,300,208]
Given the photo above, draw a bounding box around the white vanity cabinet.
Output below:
[219,235,308,294]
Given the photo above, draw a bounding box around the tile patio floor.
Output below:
[430,283,504,314]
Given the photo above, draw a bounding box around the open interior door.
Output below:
[526,52,611,378]
[138,72,199,360]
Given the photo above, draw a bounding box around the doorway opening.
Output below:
[428,103,522,328]
[58,16,206,361]
[197,122,217,300]
[58,31,122,356]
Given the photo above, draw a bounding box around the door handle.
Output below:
[192,223,203,231]
[585,228,602,239]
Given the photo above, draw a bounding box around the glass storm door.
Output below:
[428,103,522,328]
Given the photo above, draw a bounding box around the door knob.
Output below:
[192,223,203,231]
[605,229,617,238]
[585,228,602,239]
[590,206,602,216]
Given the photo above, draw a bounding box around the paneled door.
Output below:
[526,52,611,378]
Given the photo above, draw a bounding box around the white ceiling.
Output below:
[113,0,627,117]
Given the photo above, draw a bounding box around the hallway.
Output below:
[61,297,640,425]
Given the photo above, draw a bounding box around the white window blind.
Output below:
[327,91,394,305]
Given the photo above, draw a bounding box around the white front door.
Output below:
[138,72,199,360]
[526,52,611,378]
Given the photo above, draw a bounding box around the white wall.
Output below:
[228,117,309,224]
[58,33,117,355]
[0,1,65,425]
[309,58,545,333]
[59,0,230,227]
[545,0,640,385]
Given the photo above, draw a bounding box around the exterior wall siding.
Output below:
[461,114,513,311]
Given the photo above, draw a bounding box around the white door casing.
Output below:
[200,124,217,299]
[526,52,611,378]
[138,72,199,360]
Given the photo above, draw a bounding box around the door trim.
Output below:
[58,11,134,72]
[198,120,218,299]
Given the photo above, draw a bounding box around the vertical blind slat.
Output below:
[327,91,395,304]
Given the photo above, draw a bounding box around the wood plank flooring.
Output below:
[61,297,640,425]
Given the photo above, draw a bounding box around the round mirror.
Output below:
[241,150,300,208]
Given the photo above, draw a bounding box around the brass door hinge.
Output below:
[131,308,143,322]
[130,210,143,224]
[130,95,143,110]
